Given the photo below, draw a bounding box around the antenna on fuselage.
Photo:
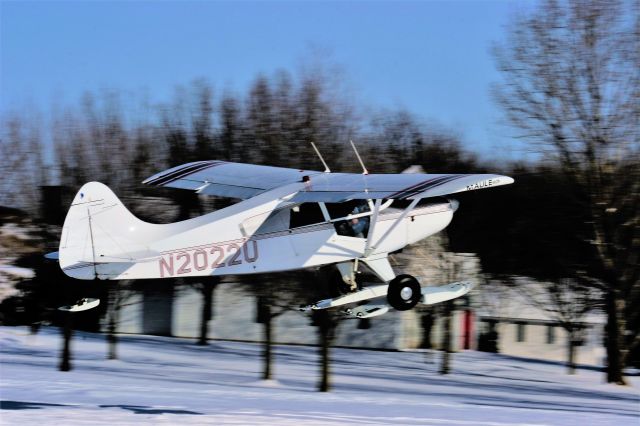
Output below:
[350,140,369,175]
[310,141,331,173]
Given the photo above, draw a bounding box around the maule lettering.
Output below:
[159,240,259,277]
[466,179,494,191]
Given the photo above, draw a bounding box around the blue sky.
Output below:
[1,0,534,159]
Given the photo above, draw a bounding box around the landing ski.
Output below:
[300,285,388,311]
[420,281,474,305]
[301,280,474,313]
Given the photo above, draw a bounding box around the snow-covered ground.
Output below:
[1,326,638,425]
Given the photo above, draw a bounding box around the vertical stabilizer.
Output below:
[59,182,159,280]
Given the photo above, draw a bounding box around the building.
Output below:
[473,282,606,366]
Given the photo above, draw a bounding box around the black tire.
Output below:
[387,274,421,311]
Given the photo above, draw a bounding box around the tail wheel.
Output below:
[387,274,421,311]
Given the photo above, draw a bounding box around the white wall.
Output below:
[493,322,606,366]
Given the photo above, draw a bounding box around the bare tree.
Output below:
[255,289,283,381]
[313,308,339,392]
[439,300,454,375]
[59,311,73,371]
[106,281,139,359]
[1,114,46,212]
[219,93,243,162]
[243,66,356,171]
[512,277,599,374]
[438,253,465,375]
[305,268,344,392]
[493,0,639,384]
[191,80,216,160]
[194,279,219,346]
[246,76,279,165]
[244,273,307,381]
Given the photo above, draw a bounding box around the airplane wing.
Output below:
[143,160,323,199]
[289,172,514,202]
[143,160,514,201]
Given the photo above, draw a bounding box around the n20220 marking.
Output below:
[159,240,259,277]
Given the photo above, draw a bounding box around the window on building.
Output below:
[516,322,526,342]
[546,325,555,344]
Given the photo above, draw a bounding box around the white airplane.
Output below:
[55,146,513,318]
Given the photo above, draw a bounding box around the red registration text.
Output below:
[159,240,259,277]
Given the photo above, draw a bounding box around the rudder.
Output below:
[59,182,159,280]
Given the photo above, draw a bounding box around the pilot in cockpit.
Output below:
[350,201,370,238]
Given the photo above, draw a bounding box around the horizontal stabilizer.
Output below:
[44,251,59,261]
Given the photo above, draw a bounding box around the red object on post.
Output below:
[462,309,474,350]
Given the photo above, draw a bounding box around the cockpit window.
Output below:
[328,200,370,238]
[289,203,325,228]
[288,200,372,239]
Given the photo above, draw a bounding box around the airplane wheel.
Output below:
[387,275,421,311]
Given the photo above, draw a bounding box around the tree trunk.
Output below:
[439,301,453,375]
[319,331,331,392]
[419,310,434,349]
[315,310,335,392]
[420,309,435,364]
[107,309,118,360]
[567,329,576,375]
[262,309,273,380]
[197,282,215,346]
[107,282,119,359]
[59,313,72,372]
[604,289,627,385]
[30,322,40,335]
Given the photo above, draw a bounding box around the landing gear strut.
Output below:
[387,275,421,311]
[334,261,361,295]
[330,269,361,296]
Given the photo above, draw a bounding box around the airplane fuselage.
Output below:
[154,201,454,279]
[60,182,454,280]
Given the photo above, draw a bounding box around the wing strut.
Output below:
[350,140,369,175]
[364,198,382,255]
[310,142,331,173]
[366,198,420,256]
